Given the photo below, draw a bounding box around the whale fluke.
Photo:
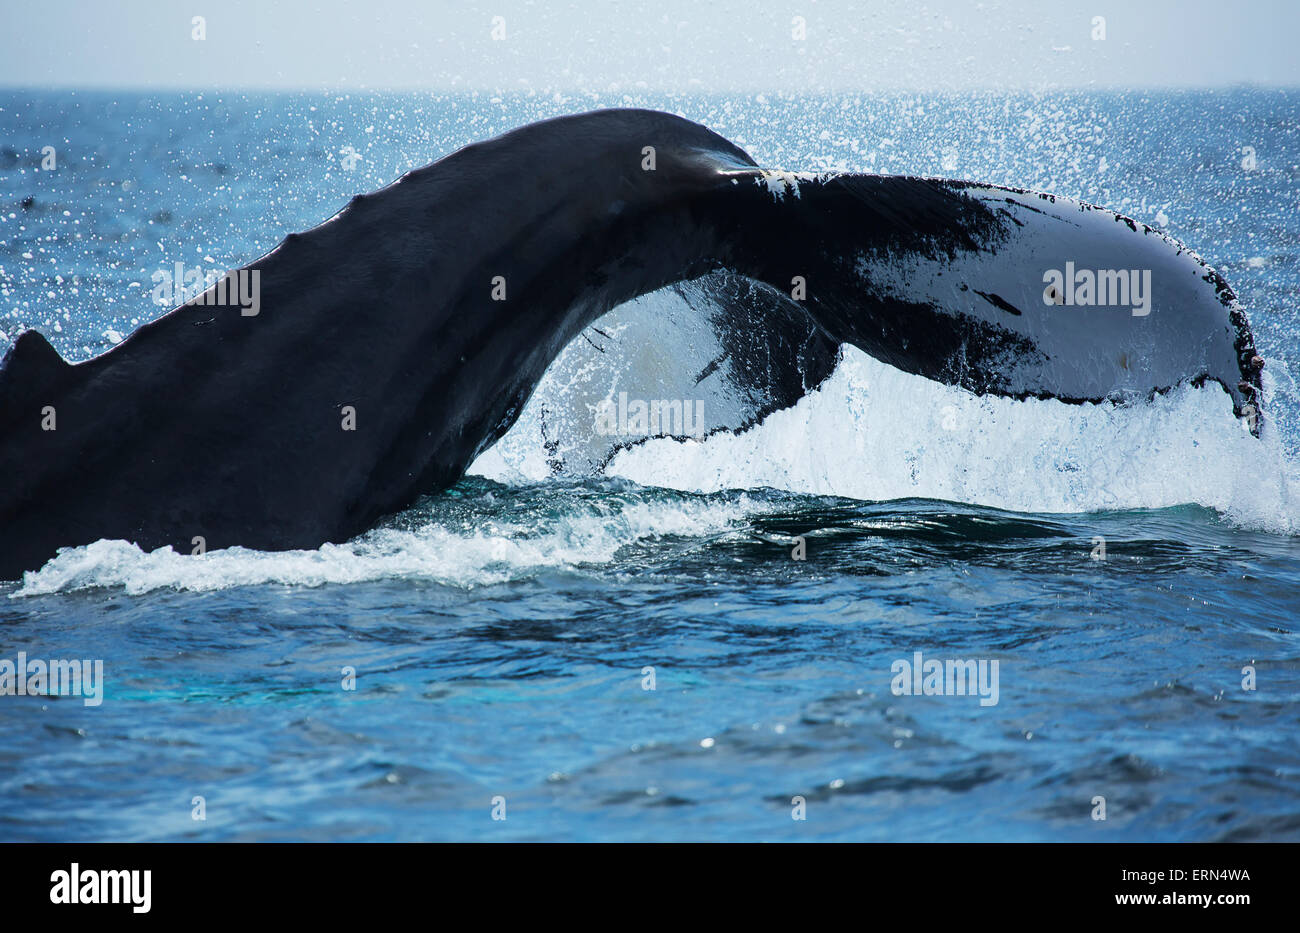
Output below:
[0,108,1264,578]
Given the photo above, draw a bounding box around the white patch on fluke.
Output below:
[754,169,826,201]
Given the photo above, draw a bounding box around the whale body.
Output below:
[0,108,1265,579]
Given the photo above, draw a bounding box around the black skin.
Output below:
[0,109,1262,578]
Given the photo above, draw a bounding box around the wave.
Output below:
[10,482,766,597]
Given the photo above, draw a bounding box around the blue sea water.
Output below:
[1,88,1299,841]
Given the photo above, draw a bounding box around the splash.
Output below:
[12,484,762,596]
[469,283,1300,537]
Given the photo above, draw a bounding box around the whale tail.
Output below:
[697,169,1263,431]
[0,108,1266,577]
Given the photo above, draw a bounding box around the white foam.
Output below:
[604,346,1300,535]
[12,491,760,596]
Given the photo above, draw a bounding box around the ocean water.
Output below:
[1,88,1299,841]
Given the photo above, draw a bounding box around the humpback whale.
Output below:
[0,108,1264,579]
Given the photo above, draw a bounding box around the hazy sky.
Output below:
[1,0,1297,92]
